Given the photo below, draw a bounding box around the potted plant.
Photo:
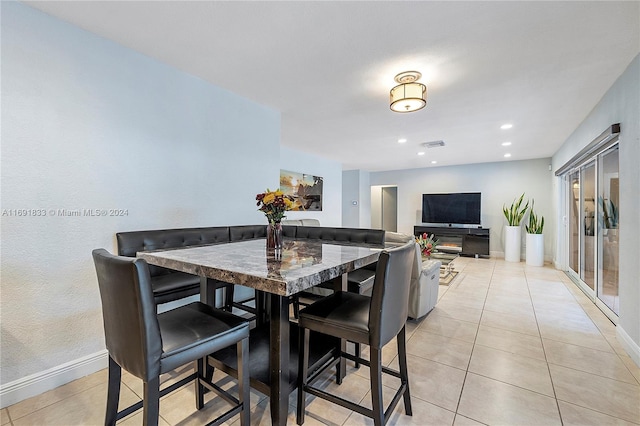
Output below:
[525,201,544,266]
[502,193,528,262]
[416,233,439,258]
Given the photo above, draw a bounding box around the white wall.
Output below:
[279,146,342,226]
[552,54,640,364]
[369,159,555,259]
[1,2,282,401]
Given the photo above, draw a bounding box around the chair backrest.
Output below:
[368,241,415,348]
[92,248,162,381]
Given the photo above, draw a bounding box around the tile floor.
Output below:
[3,258,640,425]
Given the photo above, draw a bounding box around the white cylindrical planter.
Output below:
[504,225,522,262]
[526,233,544,266]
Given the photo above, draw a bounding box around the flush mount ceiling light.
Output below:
[390,71,426,113]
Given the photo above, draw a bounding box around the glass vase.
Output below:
[267,222,283,250]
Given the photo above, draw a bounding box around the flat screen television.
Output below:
[422,192,481,225]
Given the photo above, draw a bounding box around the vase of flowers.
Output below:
[416,233,439,258]
[256,188,294,250]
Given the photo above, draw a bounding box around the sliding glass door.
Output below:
[581,162,596,292]
[565,144,619,319]
[597,146,619,315]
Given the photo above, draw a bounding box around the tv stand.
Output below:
[414,226,490,257]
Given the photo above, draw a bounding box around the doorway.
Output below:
[371,186,397,232]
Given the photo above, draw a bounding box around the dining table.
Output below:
[138,237,385,425]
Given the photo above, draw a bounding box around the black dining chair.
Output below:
[296,241,415,426]
[92,249,250,426]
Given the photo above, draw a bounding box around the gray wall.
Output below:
[552,54,639,361]
[342,170,360,227]
[341,170,371,228]
[369,158,555,259]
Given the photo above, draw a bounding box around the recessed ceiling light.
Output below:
[431,160,437,164]
[398,138,407,143]
[502,141,512,146]
[501,123,513,130]
[417,152,425,156]
[504,153,512,158]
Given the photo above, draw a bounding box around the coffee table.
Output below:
[429,252,459,285]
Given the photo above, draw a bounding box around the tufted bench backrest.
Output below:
[295,226,385,245]
[116,227,231,276]
[229,225,267,241]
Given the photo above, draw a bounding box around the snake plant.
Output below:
[525,201,544,234]
[502,193,529,226]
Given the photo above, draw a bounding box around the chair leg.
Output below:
[142,377,160,426]
[397,327,412,416]
[292,295,300,319]
[296,327,310,425]
[224,284,235,311]
[354,342,361,368]
[195,358,206,410]
[105,356,121,426]
[370,347,384,426]
[238,337,250,426]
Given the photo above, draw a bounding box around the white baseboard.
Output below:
[616,326,640,368]
[0,350,108,408]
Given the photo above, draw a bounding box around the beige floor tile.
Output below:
[301,386,360,426]
[479,309,539,337]
[429,302,483,324]
[475,325,546,361]
[539,325,613,352]
[487,280,530,294]
[453,413,485,425]
[1,408,10,426]
[120,364,194,399]
[484,292,533,311]
[620,355,640,384]
[549,364,640,424]
[301,366,372,406]
[543,339,637,384]
[227,399,308,426]
[7,369,108,420]
[12,382,139,426]
[534,305,595,324]
[158,384,247,426]
[456,276,492,285]
[357,339,399,373]
[527,279,575,295]
[419,313,479,343]
[482,298,535,317]
[343,385,455,426]
[119,411,171,426]
[438,292,486,311]
[457,373,561,426]
[468,345,554,396]
[387,354,466,412]
[557,400,639,426]
[603,332,636,357]
[406,329,474,370]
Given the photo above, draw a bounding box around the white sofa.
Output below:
[385,232,441,319]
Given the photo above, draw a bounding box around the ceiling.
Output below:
[25,1,640,172]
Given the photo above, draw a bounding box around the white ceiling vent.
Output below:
[422,140,445,148]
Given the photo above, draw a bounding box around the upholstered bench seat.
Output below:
[347,268,376,296]
[150,271,200,305]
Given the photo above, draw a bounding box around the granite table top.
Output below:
[138,238,384,296]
